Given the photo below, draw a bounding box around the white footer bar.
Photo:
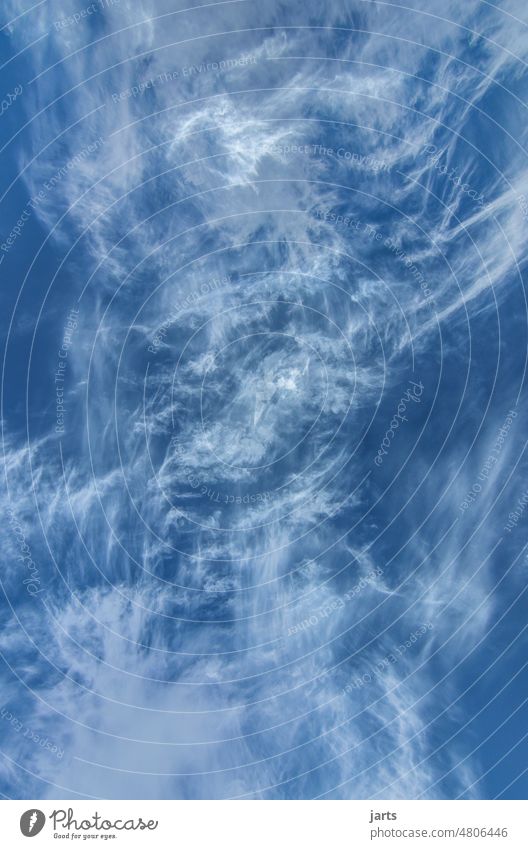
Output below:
[1,800,525,848]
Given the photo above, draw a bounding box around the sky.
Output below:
[0,0,527,800]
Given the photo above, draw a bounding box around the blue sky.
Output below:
[0,0,527,799]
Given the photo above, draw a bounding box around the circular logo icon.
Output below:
[20,810,46,837]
